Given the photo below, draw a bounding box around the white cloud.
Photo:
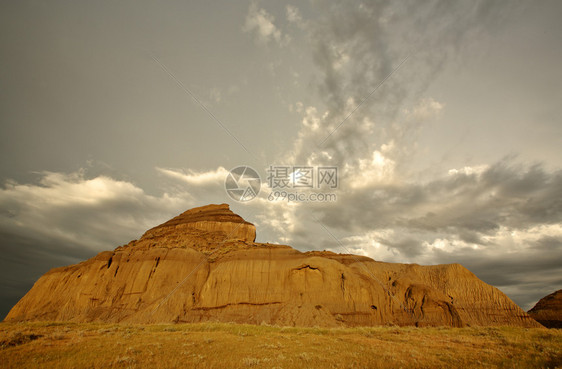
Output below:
[347,150,396,188]
[209,87,222,103]
[286,5,302,25]
[330,45,350,71]
[2,170,145,208]
[404,98,444,121]
[448,165,489,176]
[338,230,399,260]
[254,204,298,243]
[0,170,193,251]
[156,166,229,185]
[243,4,287,46]
[301,106,322,131]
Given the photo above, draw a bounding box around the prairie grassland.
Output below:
[0,322,560,368]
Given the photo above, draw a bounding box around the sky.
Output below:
[1,0,561,319]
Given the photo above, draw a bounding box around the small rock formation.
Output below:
[528,290,562,328]
[140,203,257,250]
[5,204,541,328]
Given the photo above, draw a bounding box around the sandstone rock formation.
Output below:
[5,204,541,328]
[528,290,562,328]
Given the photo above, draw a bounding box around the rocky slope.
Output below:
[528,290,562,328]
[5,204,541,328]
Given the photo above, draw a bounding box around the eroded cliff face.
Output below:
[5,204,541,328]
[528,290,562,328]
[140,203,257,248]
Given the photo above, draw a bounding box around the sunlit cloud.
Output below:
[243,3,288,46]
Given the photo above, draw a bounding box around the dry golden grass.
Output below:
[0,322,560,368]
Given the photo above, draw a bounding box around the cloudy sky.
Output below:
[1,0,561,319]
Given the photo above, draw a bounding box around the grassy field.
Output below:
[0,322,560,368]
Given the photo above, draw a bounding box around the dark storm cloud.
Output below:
[0,171,194,248]
[0,169,198,318]
[377,237,423,258]
[288,160,562,309]
[0,232,92,320]
[317,160,561,236]
[427,240,562,310]
[533,235,562,251]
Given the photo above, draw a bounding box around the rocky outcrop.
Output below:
[140,203,256,247]
[4,204,541,328]
[528,290,562,328]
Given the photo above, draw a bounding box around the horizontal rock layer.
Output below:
[528,290,562,328]
[139,204,256,250]
[5,204,541,328]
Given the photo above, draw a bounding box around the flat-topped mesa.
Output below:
[141,204,256,244]
[5,203,542,327]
